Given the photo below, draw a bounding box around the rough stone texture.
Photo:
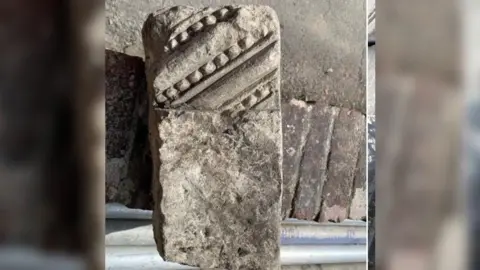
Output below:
[281,100,366,222]
[319,109,365,222]
[143,6,282,269]
[106,50,142,162]
[153,111,282,269]
[106,0,365,113]
[281,99,312,219]
[106,50,150,206]
[290,104,338,220]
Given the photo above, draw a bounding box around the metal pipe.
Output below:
[280,245,366,265]
[106,218,366,246]
[105,204,367,266]
[105,245,366,269]
[106,204,367,246]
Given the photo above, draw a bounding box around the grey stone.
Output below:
[106,50,147,205]
[142,5,280,112]
[106,0,365,112]
[106,50,144,160]
[291,104,338,220]
[319,109,365,222]
[280,99,312,218]
[143,6,282,269]
[153,111,282,269]
[281,101,366,222]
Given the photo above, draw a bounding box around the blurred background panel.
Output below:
[0,0,104,269]
[375,0,465,269]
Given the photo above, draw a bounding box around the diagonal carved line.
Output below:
[218,68,278,111]
[289,109,313,218]
[171,33,278,107]
[314,107,340,220]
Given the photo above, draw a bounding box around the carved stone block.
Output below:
[142,5,282,269]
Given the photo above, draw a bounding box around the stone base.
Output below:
[151,110,282,269]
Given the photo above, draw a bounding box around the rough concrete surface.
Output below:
[143,6,283,269]
[106,0,365,113]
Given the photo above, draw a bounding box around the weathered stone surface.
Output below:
[281,101,366,222]
[291,104,338,220]
[153,111,282,269]
[319,109,365,222]
[106,0,365,112]
[142,5,280,112]
[106,50,149,205]
[281,99,312,218]
[143,6,282,269]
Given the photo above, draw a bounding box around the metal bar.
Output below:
[280,245,366,265]
[105,204,367,266]
[105,204,367,246]
[105,220,367,246]
[107,219,366,246]
[105,245,366,269]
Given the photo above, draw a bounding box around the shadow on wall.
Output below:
[106,49,153,210]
